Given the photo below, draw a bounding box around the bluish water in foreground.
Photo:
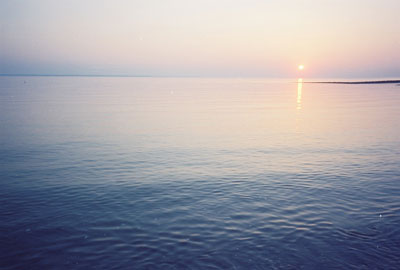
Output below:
[1,77,400,269]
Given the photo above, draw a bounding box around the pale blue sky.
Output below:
[1,0,399,77]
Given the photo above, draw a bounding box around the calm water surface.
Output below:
[1,77,399,269]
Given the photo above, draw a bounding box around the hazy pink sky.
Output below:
[1,0,399,77]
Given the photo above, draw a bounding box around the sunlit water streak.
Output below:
[297,78,302,110]
[0,77,400,269]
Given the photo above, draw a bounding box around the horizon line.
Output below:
[0,73,399,80]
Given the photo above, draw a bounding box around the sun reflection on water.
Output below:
[297,78,303,110]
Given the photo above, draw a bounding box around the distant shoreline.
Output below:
[304,80,400,84]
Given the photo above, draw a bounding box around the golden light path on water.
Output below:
[297,78,303,110]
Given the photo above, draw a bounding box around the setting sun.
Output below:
[298,65,304,70]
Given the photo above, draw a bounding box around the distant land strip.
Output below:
[305,80,400,84]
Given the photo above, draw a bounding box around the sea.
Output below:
[1,76,399,269]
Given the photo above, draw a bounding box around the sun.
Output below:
[298,65,304,71]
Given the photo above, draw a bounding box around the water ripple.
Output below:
[1,77,400,269]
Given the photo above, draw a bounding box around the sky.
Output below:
[1,0,399,78]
